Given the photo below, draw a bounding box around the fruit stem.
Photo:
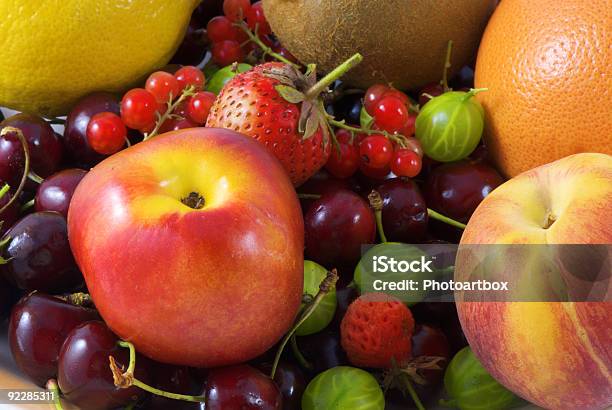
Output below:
[462,88,488,102]
[143,85,197,141]
[368,190,388,243]
[403,374,426,410]
[59,292,95,308]
[304,54,363,100]
[0,184,9,200]
[0,127,30,216]
[297,193,321,200]
[270,269,339,379]
[46,379,64,410]
[20,198,35,213]
[290,335,314,371]
[235,21,300,68]
[427,208,467,230]
[441,40,453,92]
[327,117,409,148]
[110,341,206,403]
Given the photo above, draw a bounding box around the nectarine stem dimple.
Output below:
[181,192,205,209]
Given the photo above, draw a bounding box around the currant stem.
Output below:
[143,86,196,141]
[403,374,426,410]
[304,53,363,100]
[290,335,314,371]
[46,379,64,410]
[235,21,300,68]
[270,269,339,379]
[368,190,388,243]
[110,340,206,403]
[428,208,467,230]
[0,127,30,216]
[327,117,409,148]
[441,40,453,92]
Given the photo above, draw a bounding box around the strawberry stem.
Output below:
[304,53,363,100]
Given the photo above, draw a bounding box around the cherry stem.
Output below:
[441,40,453,92]
[20,198,34,213]
[462,88,488,102]
[0,127,30,216]
[304,53,363,100]
[290,335,314,371]
[403,374,426,410]
[0,184,9,200]
[368,190,388,243]
[270,269,339,379]
[235,21,300,68]
[60,292,94,308]
[46,379,64,410]
[143,85,197,141]
[28,171,43,184]
[327,117,409,148]
[427,208,467,230]
[297,193,321,200]
[110,340,206,403]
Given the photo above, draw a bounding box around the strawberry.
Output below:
[206,56,362,186]
[340,292,414,369]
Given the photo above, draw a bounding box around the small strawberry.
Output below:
[340,292,414,369]
[206,55,362,186]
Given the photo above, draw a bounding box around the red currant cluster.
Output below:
[86,66,215,156]
[326,84,423,180]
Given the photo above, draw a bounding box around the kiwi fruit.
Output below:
[262,0,497,90]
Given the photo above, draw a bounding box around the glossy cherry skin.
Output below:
[58,321,148,410]
[0,190,19,236]
[297,170,354,213]
[204,364,282,410]
[424,161,504,224]
[375,178,428,243]
[8,293,99,386]
[296,330,348,373]
[304,189,376,268]
[0,128,26,188]
[412,324,451,385]
[63,92,120,168]
[257,361,308,410]
[0,114,62,178]
[1,212,83,293]
[35,169,87,218]
[333,285,359,326]
[411,303,468,356]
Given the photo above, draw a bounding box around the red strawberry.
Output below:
[206,57,362,186]
[340,292,414,368]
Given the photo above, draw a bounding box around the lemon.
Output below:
[0,0,200,117]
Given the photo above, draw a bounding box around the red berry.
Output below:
[223,0,251,22]
[340,293,414,368]
[206,16,246,43]
[145,71,181,104]
[246,1,271,36]
[391,149,422,178]
[364,84,390,114]
[372,96,409,133]
[403,137,423,158]
[398,113,417,137]
[325,131,359,179]
[382,89,411,107]
[86,112,126,155]
[359,134,393,169]
[174,66,205,92]
[187,91,216,124]
[359,162,391,180]
[211,40,244,66]
[159,117,198,134]
[120,88,159,131]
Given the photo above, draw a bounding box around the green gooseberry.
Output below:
[415,89,486,162]
[353,242,431,306]
[443,347,524,410]
[205,63,253,94]
[295,260,337,336]
[302,366,385,410]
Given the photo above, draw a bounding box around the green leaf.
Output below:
[275,85,305,104]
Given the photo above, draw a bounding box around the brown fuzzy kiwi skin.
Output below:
[262,0,497,90]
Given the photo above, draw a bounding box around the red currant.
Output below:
[359,162,391,180]
[246,1,271,36]
[398,113,417,137]
[120,88,159,131]
[271,44,300,64]
[206,16,247,43]
[364,84,390,114]
[187,91,216,125]
[359,135,393,169]
[382,89,411,108]
[403,137,424,158]
[174,66,205,92]
[86,112,126,155]
[391,149,422,177]
[372,96,409,133]
[211,40,244,66]
[223,0,251,22]
[146,71,181,104]
[325,131,359,178]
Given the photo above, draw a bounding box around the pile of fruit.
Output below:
[0,0,610,409]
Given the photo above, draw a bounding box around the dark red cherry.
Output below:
[58,321,149,410]
[8,293,99,386]
[375,178,428,243]
[257,361,308,410]
[411,324,451,385]
[149,363,200,410]
[170,17,207,66]
[295,330,348,373]
[0,190,19,236]
[205,364,282,410]
[304,189,375,268]
[1,212,83,293]
[333,285,359,326]
[35,169,87,218]
[0,128,26,188]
